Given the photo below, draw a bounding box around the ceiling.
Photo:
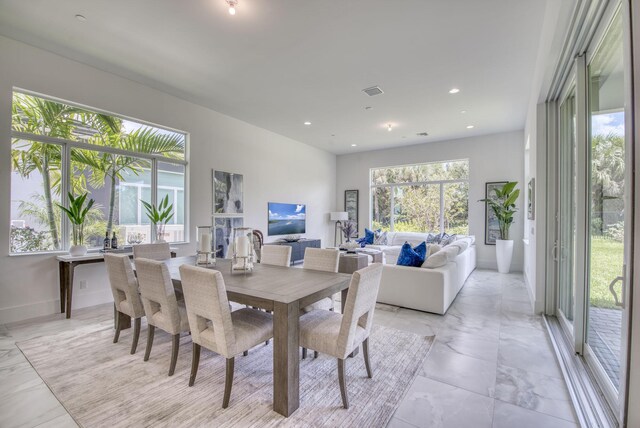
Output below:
[0,0,548,154]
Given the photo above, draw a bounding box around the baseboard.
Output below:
[0,289,113,324]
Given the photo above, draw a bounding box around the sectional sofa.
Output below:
[367,232,477,314]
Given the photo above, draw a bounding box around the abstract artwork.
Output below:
[344,190,359,238]
[484,181,507,245]
[214,216,244,258]
[213,170,243,214]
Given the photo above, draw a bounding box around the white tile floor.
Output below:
[0,269,577,428]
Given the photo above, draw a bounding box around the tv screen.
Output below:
[268,202,306,236]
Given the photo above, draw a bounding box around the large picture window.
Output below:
[370,160,469,234]
[10,91,187,254]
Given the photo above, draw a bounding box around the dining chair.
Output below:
[133,242,171,261]
[302,247,340,312]
[252,230,264,262]
[260,244,292,267]
[179,264,274,408]
[104,254,145,354]
[135,258,190,376]
[298,263,383,409]
[300,247,340,359]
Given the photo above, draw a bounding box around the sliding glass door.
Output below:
[585,8,629,408]
[552,5,632,419]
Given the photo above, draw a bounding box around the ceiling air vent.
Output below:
[416,132,429,137]
[362,86,384,96]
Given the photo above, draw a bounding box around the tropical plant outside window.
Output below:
[10,91,187,254]
[370,160,469,234]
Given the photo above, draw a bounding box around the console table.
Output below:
[57,249,176,319]
[267,239,321,264]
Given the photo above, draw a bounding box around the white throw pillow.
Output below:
[422,250,448,268]
[450,240,469,253]
[427,244,442,257]
[444,246,460,260]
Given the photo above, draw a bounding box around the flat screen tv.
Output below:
[268,202,306,236]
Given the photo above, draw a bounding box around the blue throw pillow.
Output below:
[396,242,427,267]
[363,228,375,245]
[355,237,367,247]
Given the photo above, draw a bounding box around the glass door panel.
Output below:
[586,9,625,393]
[558,87,577,328]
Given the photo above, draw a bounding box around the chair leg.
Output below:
[314,351,319,359]
[338,358,349,409]
[265,340,270,346]
[243,350,248,357]
[169,334,180,376]
[144,325,155,361]
[302,348,307,359]
[189,343,201,387]
[113,311,122,343]
[222,357,235,408]
[130,317,141,354]
[363,338,373,378]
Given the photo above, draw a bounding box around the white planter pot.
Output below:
[495,239,513,273]
[69,245,88,257]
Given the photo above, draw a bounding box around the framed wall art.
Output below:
[344,189,359,238]
[484,181,507,245]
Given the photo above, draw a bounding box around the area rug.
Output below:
[17,321,433,427]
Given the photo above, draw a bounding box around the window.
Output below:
[370,160,469,234]
[10,91,187,253]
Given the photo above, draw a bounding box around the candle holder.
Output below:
[231,227,254,273]
[196,226,215,266]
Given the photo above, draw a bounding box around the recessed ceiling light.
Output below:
[331,134,336,137]
[466,125,475,129]
[387,124,393,132]
[75,14,86,22]
[449,88,460,94]
[461,110,467,114]
[226,0,238,15]
[364,106,373,110]
[351,144,357,147]
[303,121,311,126]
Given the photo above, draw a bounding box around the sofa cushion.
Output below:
[391,232,430,246]
[396,242,426,267]
[426,233,438,243]
[449,239,469,254]
[441,234,459,246]
[443,246,460,260]
[422,250,448,268]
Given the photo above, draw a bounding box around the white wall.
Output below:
[336,131,525,271]
[0,36,336,324]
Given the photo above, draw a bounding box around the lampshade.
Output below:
[330,212,349,221]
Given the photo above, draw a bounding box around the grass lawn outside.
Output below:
[590,236,624,310]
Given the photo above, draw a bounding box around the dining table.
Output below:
[152,256,352,417]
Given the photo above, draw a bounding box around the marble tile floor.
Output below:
[0,269,578,428]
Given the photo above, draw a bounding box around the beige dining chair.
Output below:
[135,258,190,376]
[104,254,145,354]
[260,245,292,267]
[133,242,171,261]
[298,263,383,409]
[179,264,274,408]
[302,247,340,312]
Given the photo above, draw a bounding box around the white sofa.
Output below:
[371,232,477,314]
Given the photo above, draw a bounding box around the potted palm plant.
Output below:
[57,192,95,256]
[141,195,174,243]
[480,181,520,273]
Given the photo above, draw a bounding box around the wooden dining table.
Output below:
[156,256,352,417]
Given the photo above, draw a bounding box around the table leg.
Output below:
[59,261,67,314]
[341,289,359,357]
[273,300,300,417]
[66,262,76,319]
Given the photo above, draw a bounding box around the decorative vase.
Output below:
[196,225,214,266]
[496,239,514,273]
[69,245,88,257]
[231,227,254,273]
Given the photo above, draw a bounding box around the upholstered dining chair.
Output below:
[104,254,145,354]
[298,263,383,409]
[252,230,264,262]
[260,244,292,267]
[301,247,341,358]
[179,265,274,408]
[302,247,340,312]
[135,258,190,376]
[133,242,171,261]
